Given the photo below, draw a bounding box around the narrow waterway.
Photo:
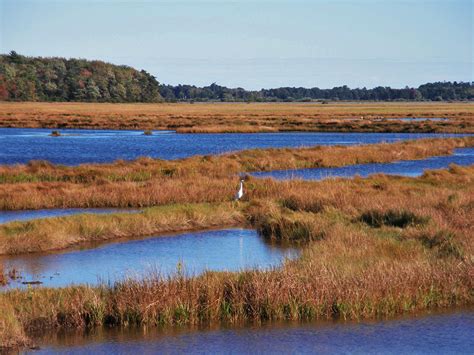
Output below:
[29,308,474,354]
[252,147,474,180]
[0,208,140,224]
[0,229,297,289]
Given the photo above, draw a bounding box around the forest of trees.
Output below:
[0,52,161,102]
[1,52,473,103]
[160,82,474,102]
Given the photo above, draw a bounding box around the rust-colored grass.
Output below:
[1,164,473,257]
[1,136,473,349]
[0,101,473,133]
[0,203,244,255]
[1,163,473,348]
[1,137,472,210]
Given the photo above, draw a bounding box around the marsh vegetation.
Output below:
[0,135,473,350]
[0,102,473,133]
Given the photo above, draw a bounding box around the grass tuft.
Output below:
[359,209,428,228]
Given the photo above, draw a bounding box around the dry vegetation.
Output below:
[1,137,473,210]
[1,165,473,350]
[0,101,473,133]
[1,133,473,350]
[0,203,244,255]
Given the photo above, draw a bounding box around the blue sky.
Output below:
[1,0,472,89]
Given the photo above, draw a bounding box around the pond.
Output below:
[252,147,474,180]
[0,128,468,165]
[0,208,139,224]
[30,308,474,354]
[0,229,297,289]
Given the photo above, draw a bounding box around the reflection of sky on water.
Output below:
[0,229,297,289]
[1,128,469,165]
[253,147,474,181]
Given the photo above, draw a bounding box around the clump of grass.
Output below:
[281,195,325,213]
[359,209,428,228]
[419,230,464,259]
[247,200,331,242]
[0,265,7,286]
[0,302,30,350]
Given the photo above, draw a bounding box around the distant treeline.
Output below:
[1,52,473,102]
[160,82,474,102]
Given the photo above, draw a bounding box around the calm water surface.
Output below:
[0,208,139,224]
[31,309,474,354]
[0,128,468,165]
[0,229,296,289]
[253,147,474,180]
[385,117,449,122]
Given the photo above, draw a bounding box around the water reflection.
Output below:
[31,308,474,354]
[253,147,474,181]
[0,229,297,289]
[0,128,468,165]
[0,208,139,224]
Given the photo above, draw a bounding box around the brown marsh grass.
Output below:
[0,137,473,349]
[0,101,473,133]
[0,203,244,255]
[1,164,473,257]
[1,137,472,210]
[0,165,473,349]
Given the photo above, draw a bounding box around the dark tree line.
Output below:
[0,52,161,102]
[1,52,472,102]
[160,82,473,102]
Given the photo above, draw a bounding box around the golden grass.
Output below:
[0,203,244,255]
[0,101,473,132]
[1,137,472,210]
[0,165,472,349]
[0,302,29,350]
[0,264,6,286]
[1,138,473,349]
[1,164,473,257]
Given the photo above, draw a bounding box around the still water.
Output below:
[385,117,449,122]
[0,208,139,224]
[31,309,474,354]
[0,229,296,289]
[253,147,474,180]
[0,128,468,165]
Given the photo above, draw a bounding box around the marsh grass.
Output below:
[0,219,471,349]
[359,209,428,228]
[0,102,472,133]
[0,166,473,349]
[419,230,464,259]
[0,264,6,286]
[0,137,472,210]
[49,130,61,137]
[0,203,245,255]
[0,138,473,349]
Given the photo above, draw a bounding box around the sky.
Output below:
[0,0,472,89]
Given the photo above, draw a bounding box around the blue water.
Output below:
[253,147,474,181]
[0,128,468,165]
[0,229,297,289]
[385,117,449,122]
[32,309,474,354]
[0,208,139,224]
